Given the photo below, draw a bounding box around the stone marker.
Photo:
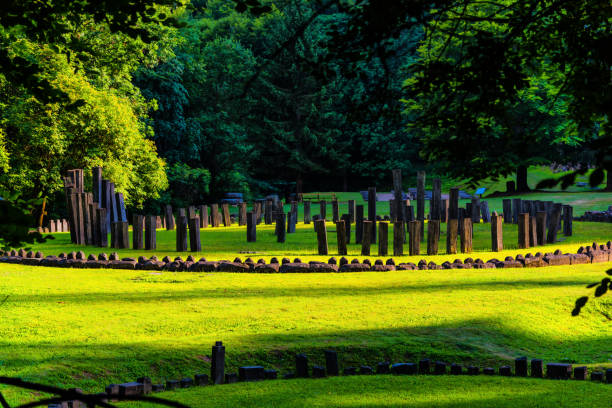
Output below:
[189,216,201,252]
[502,199,511,224]
[198,205,208,228]
[304,201,311,224]
[211,341,225,385]
[296,354,309,377]
[531,359,543,378]
[342,214,351,244]
[264,199,273,224]
[355,205,364,244]
[512,198,522,224]
[336,220,347,255]
[546,363,572,379]
[529,216,537,247]
[115,192,127,223]
[471,198,480,224]
[144,215,156,250]
[332,200,339,223]
[325,350,339,376]
[361,220,373,256]
[111,222,129,249]
[408,220,420,256]
[446,218,458,254]
[379,221,389,256]
[460,218,473,253]
[419,359,430,374]
[427,220,440,255]
[416,171,425,225]
[430,178,442,221]
[518,213,530,249]
[239,366,265,382]
[449,187,459,219]
[246,212,256,242]
[90,203,100,246]
[480,201,491,223]
[315,219,328,255]
[133,215,144,250]
[547,204,562,243]
[176,215,188,251]
[536,211,547,246]
[491,212,503,252]
[82,193,93,245]
[515,357,528,377]
[211,204,220,227]
[368,187,377,243]
[562,205,573,236]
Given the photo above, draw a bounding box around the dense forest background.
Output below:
[0,0,609,218]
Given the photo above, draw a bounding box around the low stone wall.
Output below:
[1,242,611,273]
[577,207,612,223]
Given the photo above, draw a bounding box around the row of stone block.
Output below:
[4,242,611,272]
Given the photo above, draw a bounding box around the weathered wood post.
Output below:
[416,172,425,241]
[460,218,473,253]
[176,215,188,251]
[320,200,327,220]
[379,221,389,256]
[165,205,175,230]
[471,198,480,224]
[368,187,377,243]
[441,199,449,223]
[449,187,459,220]
[392,169,404,223]
[427,220,440,255]
[287,211,296,233]
[547,204,562,243]
[408,220,420,255]
[336,219,347,255]
[529,216,537,247]
[92,166,102,206]
[512,198,522,224]
[518,213,530,249]
[341,214,351,244]
[276,213,286,243]
[222,203,231,226]
[304,201,311,224]
[239,203,247,226]
[536,211,547,246]
[189,216,201,252]
[361,220,372,256]
[332,200,339,223]
[502,199,512,224]
[97,207,108,247]
[254,201,262,224]
[199,205,209,228]
[491,211,503,252]
[348,199,356,223]
[315,219,328,255]
[355,205,364,244]
[133,214,144,250]
[82,193,93,245]
[392,221,403,256]
[562,205,573,236]
[264,199,273,224]
[430,178,441,221]
[446,218,458,254]
[187,205,196,221]
[90,202,100,246]
[480,201,491,223]
[211,204,220,227]
[246,212,256,242]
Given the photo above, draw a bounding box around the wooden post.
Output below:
[460,218,473,253]
[529,216,537,247]
[211,204,220,227]
[315,219,328,255]
[446,218,458,254]
[265,199,273,224]
[512,198,521,224]
[222,203,231,226]
[304,201,311,224]
[176,215,188,251]
[199,205,209,228]
[471,198,480,224]
[336,219,347,255]
[133,214,144,250]
[491,211,503,252]
[82,193,93,245]
[361,220,372,256]
[90,202,100,246]
[165,205,175,230]
[246,212,256,242]
[368,187,377,243]
[562,205,573,236]
[408,220,420,256]
[379,221,389,256]
[427,220,440,255]
[502,199,512,224]
[441,199,448,223]
[393,221,403,256]
[392,169,403,223]
[547,205,562,244]
[97,207,108,247]
[430,178,441,221]
[341,214,351,244]
[92,166,102,206]
[239,203,247,226]
[348,200,356,223]
[332,200,339,223]
[449,187,459,220]
[480,201,491,223]
[320,200,327,220]
[273,213,284,243]
[189,216,201,252]
[416,171,425,222]
[536,211,547,246]
[355,205,364,244]
[518,213,530,249]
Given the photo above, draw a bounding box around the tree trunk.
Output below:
[516,165,530,192]
[606,170,612,192]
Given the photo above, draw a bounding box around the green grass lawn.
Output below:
[118,375,612,408]
[0,261,610,405]
[25,220,612,264]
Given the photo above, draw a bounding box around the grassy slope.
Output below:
[0,262,610,405]
[25,221,612,264]
[118,376,612,408]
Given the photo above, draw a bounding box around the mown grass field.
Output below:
[118,376,612,408]
[0,261,610,406]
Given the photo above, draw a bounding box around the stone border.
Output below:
[1,242,611,273]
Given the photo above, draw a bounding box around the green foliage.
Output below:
[0,190,47,249]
